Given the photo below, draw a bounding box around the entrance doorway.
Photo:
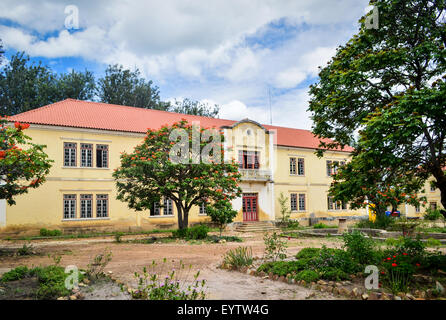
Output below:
[242,193,258,221]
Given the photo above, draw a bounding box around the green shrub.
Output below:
[425,238,441,248]
[114,232,124,243]
[424,208,442,221]
[263,232,287,262]
[295,248,321,260]
[319,268,350,281]
[313,223,332,229]
[187,224,209,240]
[34,265,71,299]
[313,246,362,275]
[395,236,425,258]
[223,246,253,269]
[172,225,210,240]
[16,243,34,256]
[39,228,62,237]
[0,266,30,282]
[381,252,416,294]
[342,230,375,265]
[295,270,319,283]
[422,253,446,271]
[356,215,395,230]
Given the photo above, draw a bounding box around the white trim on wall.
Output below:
[0,199,6,227]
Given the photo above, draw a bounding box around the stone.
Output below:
[78,283,86,287]
[368,292,382,300]
[317,280,327,285]
[278,276,286,283]
[320,285,327,292]
[335,282,342,287]
[75,292,84,300]
[57,297,65,300]
[300,280,306,287]
[268,272,274,279]
[352,287,359,297]
[328,281,334,286]
[273,275,279,281]
[69,295,77,300]
[406,293,415,300]
[394,296,402,300]
[339,288,349,296]
[361,293,369,300]
[107,271,113,274]
[306,292,316,299]
[436,281,445,294]
[249,270,256,276]
[332,287,339,295]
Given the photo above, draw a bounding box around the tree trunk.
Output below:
[177,205,184,229]
[432,167,446,211]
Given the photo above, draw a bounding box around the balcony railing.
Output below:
[239,169,272,181]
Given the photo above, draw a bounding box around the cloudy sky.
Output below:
[0,0,371,129]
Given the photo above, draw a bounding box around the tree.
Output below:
[0,39,4,64]
[0,52,58,115]
[55,69,96,101]
[113,120,242,229]
[328,149,426,220]
[0,117,53,205]
[277,192,291,225]
[97,64,169,110]
[206,199,238,236]
[308,0,446,209]
[170,98,219,118]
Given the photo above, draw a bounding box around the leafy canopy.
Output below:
[113,120,242,229]
[0,117,53,205]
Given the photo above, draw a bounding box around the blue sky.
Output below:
[0,0,371,129]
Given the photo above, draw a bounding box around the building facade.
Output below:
[1,99,439,235]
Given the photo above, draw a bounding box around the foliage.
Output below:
[114,232,124,243]
[355,215,396,230]
[132,259,206,300]
[222,246,253,269]
[86,248,113,280]
[425,238,442,248]
[0,53,96,115]
[342,230,376,265]
[16,243,34,256]
[172,224,210,240]
[308,0,446,211]
[295,248,321,260]
[206,235,243,243]
[170,98,219,117]
[39,228,62,237]
[113,119,242,229]
[278,192,291,224]
[424,208,443,221]
[0,266,30,282]
[313,223,333,229]
[97,64,168,110]
[312,246,362,276]
[206,199,238,236]
[394,236,426,258]
[263,232,287,262]
[257,260,309,276]
[295,270,320,283]
[0,117,53,205]
[381,252,418,294]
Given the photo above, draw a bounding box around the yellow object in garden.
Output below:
[368,203,377,223]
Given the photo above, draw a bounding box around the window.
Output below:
[96,145,109,168]
[96,194,108,217]
[63,194,76,219]
[199,203,207,215]
[415,205,421,213]
[150,202,161,216]
[298,194,306,211]
[297,158,305,176]
[164,198,173,216]
[326,160,332,176]
[328,196,346,210]
[64,142,77,167]
[290,193,297,211]
[81,144,93,167]
[290,158,296,175]
[430,202,437,211]
[430,184,436,192]
[80,194,93,218]
[238,150,259,169]
[327,196,334,210]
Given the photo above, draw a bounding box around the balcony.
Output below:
[239,169,272,182]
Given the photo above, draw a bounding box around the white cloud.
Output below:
[0,0,371,130]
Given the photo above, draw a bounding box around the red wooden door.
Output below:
[243,194,258,221]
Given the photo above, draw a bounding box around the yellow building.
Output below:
[5,99,440,235]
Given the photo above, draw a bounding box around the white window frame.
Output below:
[63,194,76,219]
[80,194,93,218]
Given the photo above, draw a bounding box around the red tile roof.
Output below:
[9,99,353,152]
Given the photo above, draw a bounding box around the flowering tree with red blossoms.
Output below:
[0,117,53,205]
[113,120,242,230]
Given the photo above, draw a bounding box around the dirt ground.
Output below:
[0,232,346,300]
